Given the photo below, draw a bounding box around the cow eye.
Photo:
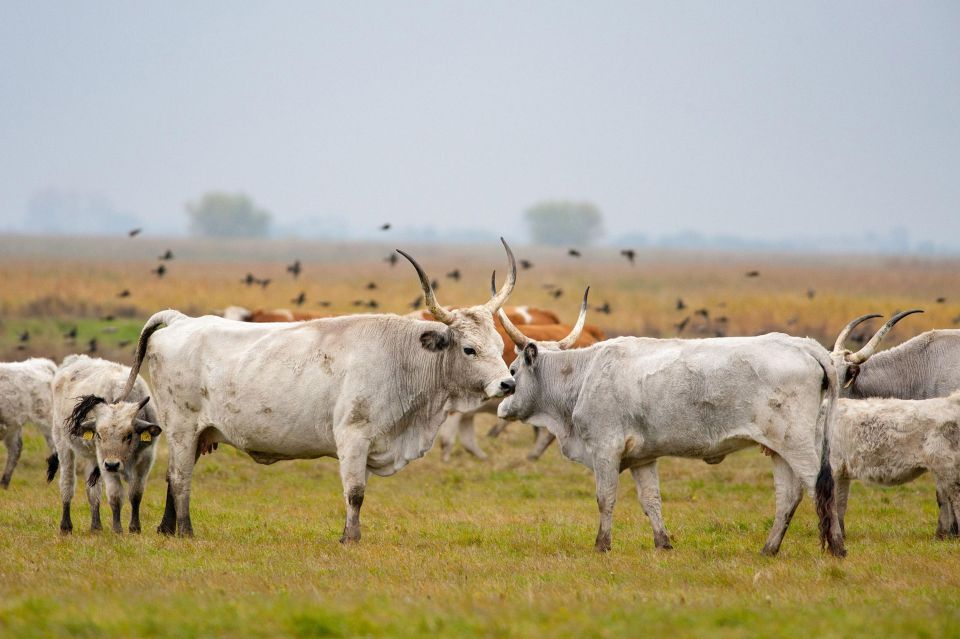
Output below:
[124,433,132,443]
[463,347,476,356]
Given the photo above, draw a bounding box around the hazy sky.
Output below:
[1,2,958,242]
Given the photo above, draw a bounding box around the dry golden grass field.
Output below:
[1,234,959,638]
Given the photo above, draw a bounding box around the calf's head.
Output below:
[830,309,922,395]
[497,288,590,422]
[398,238,518,409]
[68,395,161,474]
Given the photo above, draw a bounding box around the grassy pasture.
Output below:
[1,235,959,637]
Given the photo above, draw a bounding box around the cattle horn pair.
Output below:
[833,309,924,363]
[398,237,517,325]
[493,273,589,350]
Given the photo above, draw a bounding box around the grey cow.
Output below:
[0,358,56,487]
[118,241,518,542]
[497,293,846,557]
[830,310,960,538]
[48,355,161,534]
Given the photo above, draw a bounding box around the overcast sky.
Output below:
[1,2,957,243]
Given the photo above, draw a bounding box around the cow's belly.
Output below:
[210,411,337,463]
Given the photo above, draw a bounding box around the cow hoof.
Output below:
[129,525,141,534]
[594,536,612,553]
[157,524,175,536]
[760,545,779,557]
[0,479,10,490]
[59,526,73,535]
[656,543,673,551]
[339,535,360,545]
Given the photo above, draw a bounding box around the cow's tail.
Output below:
[119,310,187,401]
[46,453,59,483]
[810,346,846,558]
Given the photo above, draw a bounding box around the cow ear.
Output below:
[523,342,539,366]
[843,364,861,389]
[137,396,150,411]
[420,330,451,352]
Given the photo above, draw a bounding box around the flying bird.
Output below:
[380,223,391,231]
[152,264,166,278]
[366,300,379,309]
[430,279,440,291]
[936,297,947,304]
[87,338,98,353]
[317,301,331,308]
[243,273,256,286]
[18,330,29,343]
[620,249,636,265]
[807,288,816,300]
[101,315,115,322]
[291,292,306,306]
[117,289,131,298]
[410,296,423,310]
[676,298,686,311]
[675,317,690,334]
[256,278,271,289]
[385,253,399,267]
[366,282,377,290]
[446,269,461,281]
[694,308,709,319]
[595,302,612,314]
[745,270,760,278]
[287,259,302,278]
[128,228,142,237]
[568,249,581,258]
[520,259,534,270]
[118,340,131,348]
[158,249,174,261]
[550,289,563,299]
[64,327,78,341]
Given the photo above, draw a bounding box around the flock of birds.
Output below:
[9,222,959,355]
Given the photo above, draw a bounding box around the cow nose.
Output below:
[500,379,516,395]
[104,461,120,473]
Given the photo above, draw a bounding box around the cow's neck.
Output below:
[535,349,594,427]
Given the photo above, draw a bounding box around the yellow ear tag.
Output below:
[82,431,93,441]
[140,431,152,442]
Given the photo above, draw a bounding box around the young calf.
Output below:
[0,358,57,487]
[48,355,161,534]
[833,391,960,539]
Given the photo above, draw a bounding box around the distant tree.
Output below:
[186,192,271,238]
[524,200,604,246]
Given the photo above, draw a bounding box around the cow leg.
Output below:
[835,476,851,538]
[337,437,371,544]
[127,467,149,534]
[761,454,804,556]
[166,435,199,537]
[1,428,23,488]
[438,413,458,462]
[630,462,672,549]
[84,461,103,533]
[157,476,177,535]
[936,476,960,539]
[458,413,487,460]
[487,419,509,438]
[102,472,124,534]
[527,427,555,461]
[57,446,76,534]
[593,456,621,552]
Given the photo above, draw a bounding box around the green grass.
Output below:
[1,422,958,638]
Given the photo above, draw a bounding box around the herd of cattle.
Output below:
[1,238,959,559]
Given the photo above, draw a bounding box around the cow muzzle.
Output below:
[486,377,515,399]
[104,459,122,473]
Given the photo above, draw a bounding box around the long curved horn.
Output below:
[484,238,517,313]
[491,271,530,348]
[833,313,882,352]
[556,287,590,350]
[847,309,924,364]
[397,249,455,325]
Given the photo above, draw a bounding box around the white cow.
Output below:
[497,294,847,557]
[0,358,56,487]
[832,392,960,538]
[49,355,161,534]
[119,241,518,542]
